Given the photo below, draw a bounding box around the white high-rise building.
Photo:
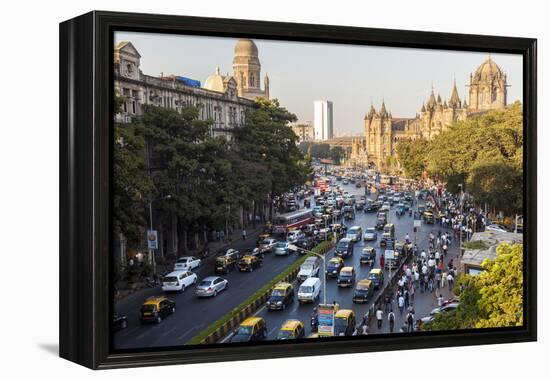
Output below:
[313,100,334,141]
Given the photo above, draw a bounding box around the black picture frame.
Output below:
[59,10,537,369]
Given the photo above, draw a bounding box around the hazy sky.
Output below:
[115,32,523,136]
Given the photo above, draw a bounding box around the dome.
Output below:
[203,67,225,92]
[234,39,258,57]
[473,57,503,81]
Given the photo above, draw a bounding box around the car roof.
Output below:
[349,226,361,230]
[370,268,382,274]
[202,276,219,282]
[357,279,372,287]
[335,309,354,318]
[329,257,343,263]
[301,277,320,286]
[280,319,303,330]
[143,296,167,306]
[341,266,354,272]
[273,282,292,290]
[240,317,264,327]
[164,270,189,276]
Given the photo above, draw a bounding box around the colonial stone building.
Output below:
[289,121,314,143]
[114,38,270,139]
[355,57,509,169]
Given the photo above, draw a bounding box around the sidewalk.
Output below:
[115,225,262,302]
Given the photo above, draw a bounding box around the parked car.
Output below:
[486,224,510,233]
[173,256,201,271]
[230,317,267,343]
[139,296,175,323]
[161,270,197,292]
[421,303,460,324]
[195,276,228,298]
[266,282,295,311]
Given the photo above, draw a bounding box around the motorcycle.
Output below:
[310,311,319,333]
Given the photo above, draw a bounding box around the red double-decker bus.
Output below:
[273,209,314,235]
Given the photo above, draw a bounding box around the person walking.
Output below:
[380,255,385,269]
[388,310,396,332]
[398,294,405,315]
[376,307,384,329]
[242,229,246,241]
[406,311,415,333]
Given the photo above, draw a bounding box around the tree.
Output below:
[426,243,523,330]
[396,138,429,178]
[309,143,331,159]
[329,146,345,164]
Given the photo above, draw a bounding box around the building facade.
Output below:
[356,57,509,170]
[289,121,314,143]
[114,39,270,139]
[313,100,334,141]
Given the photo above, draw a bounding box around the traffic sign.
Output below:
[147,230,158,249]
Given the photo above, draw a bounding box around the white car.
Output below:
[486,224,509,233]
[363,227,378,241]
[421,303,459,323]
[287,230,305,243]
[161,270,197,292]
[174,256,201,271]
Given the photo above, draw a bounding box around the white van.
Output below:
[297,277,322,303]
[298,256,321,281]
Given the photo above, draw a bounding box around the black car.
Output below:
[266,283,295,311]
[140,296,176,323]
[335,238,353,258]
[375,218,386,230]
[326,258,345,278]
[364,202,377,212]
[296,236,315,251]
[113,314,128,331]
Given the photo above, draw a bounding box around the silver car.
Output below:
[363,227,378,241]
[195,276,228,298]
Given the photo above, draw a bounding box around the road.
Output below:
[225,180,448,341]
[114,216,305,349]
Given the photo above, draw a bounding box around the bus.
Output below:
[273,209,314,235]
[314,179,328,194]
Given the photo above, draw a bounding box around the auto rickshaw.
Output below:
[423,211,435,224]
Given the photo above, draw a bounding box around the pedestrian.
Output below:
[241,229,246,240]
[220,229,225,242]
[388,310,396,332]
[404,289,410,308]
[376,307,384,329]
[437,293,444,307]
[380,255,385,269]
[441,271,447,288]
[414,271,420,288]
[406,312,415,332]
[398,294,405,315]
[447,272,454,291]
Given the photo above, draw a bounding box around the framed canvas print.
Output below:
[59,11,537,369]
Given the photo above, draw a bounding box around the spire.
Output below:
[421,102,426,113]
[427,86,436,108]
[437,94,442,104]
[380,99,388,117]
[449,78,461,108]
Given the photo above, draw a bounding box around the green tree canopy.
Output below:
[426,243,523,330]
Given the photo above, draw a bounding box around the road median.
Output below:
[187,240,334,345]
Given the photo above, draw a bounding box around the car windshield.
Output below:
[237,326,253,335]
[199,280,212,287]
[261,239,272,245]
[301,264,313,270]
[357,283,370,291]
[177,258,189,263]
[300,286,313,293]
[334,317,348,328]
[327,263,339,270]
[368,274,378,280]
[141,304,156,312]
[337,242,349,249]
[163,276,178,283]
[271,289,286,297]
[276,242,287,248]
[277,330,295,339]
[340,272,352,278]
[366,228,375,233]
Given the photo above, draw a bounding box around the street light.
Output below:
[288,244,327,305]
[148,194,172,276]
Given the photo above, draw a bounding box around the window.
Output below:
[132,101,136,114]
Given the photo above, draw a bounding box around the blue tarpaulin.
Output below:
[176,76,201,88]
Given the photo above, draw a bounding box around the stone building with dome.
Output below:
[114,38,270,139]
[355,57,509,170]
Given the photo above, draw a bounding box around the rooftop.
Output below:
[462,230,523,268]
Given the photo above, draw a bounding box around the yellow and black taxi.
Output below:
[266,282,295,311]
[215,255,236,274]
[333,309,356,337]
[360,246,377,265]
[139,296,176,324]
[276,319,305,340]
[230,317,267,343]
[325,256,345,278]
[238,254,262,272]
[423,211,435,224]
[352,279,374,303]
[367,268,384,290]
[337,266,356,287]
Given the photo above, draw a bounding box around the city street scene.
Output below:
[112,32,524,349]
